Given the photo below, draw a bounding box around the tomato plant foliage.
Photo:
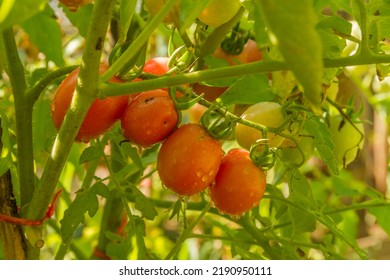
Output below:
[0,0,390,261]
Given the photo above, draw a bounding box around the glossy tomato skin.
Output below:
[198,0,241,28]
[213,39,262,65]
[51,66,129,143]
[121,89,179,147]
[157,123,223,196]
[209,148,266,216]
[235,102,286,150]
[143,57,170,75]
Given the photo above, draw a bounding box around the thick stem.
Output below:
[24,0,117,258]
[1,28,35,208]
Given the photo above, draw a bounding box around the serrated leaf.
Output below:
[79,146,102,164]
[220,74,275,105]
[120,142,143,171]
[21,5,64,66]
[131,187,157,221]
[304,116,339,175]
[256,0,324,113]
[91,182,110,198]
[286,169,316,234]
[0,0,46,31]
[60,189,99,243]
[106,233,132,260]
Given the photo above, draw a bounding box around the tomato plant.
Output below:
[157,123,223,196]
[51,66,129,142]
[1,0,390,263]
[235,102,286,150]
[121,89,178,147]
[209,148,267,216]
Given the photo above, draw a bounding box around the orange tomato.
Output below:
[209,148,266,216]
[51,65,129,143]
[157,123,223,196]
[121,89,179,147]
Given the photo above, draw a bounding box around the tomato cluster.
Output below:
[51,58,179,146]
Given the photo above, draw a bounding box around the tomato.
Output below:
[157,123,223,196]
[209,148,266,216]
[143,57,170,76]
[213,39,262,65]
[121,89,179,147]
[59,0,92,12]
[235,102,286,150]
[198,0,241,28]
[192,83,227,102]
[329,114,365,167]
[51,65,129,143]
[278,134,314,166]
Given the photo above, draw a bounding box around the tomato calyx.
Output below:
[220,24,251,55]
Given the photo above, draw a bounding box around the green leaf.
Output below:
[79,146,102,164]
[119,0,137,43]
[127,186,157,221]
[304,116,339,175]
[368,202,390,237]
[0,0,46,31]
[63,3,93,38]
[220,74,275,105]
[256,0,324,113]
[91,182,110,198]
[286,169,317,234]
[120,142,144,172]
[21,5,64,66]
[105,232,132,260]
[60,189,99,243]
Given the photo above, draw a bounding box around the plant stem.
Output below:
[24,0,117,258]
[1,28,35,208]
[99,0,177,83]
[99,53,390,98]
[353,0,371,55]
[165,203,211,260]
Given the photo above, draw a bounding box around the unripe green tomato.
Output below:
[278,135,314,166]
[235,102,286,150]
[198,0,241,28]
[329,114,365,167]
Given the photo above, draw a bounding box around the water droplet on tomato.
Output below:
[229,214,243,221]
[179,195,190,203]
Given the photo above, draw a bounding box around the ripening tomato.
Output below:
[157,123,223,196]
[198,0,241,28]
[59,0,92,12]
[143,57,170,75]
[213,39,262,65]
[209,148,266,216]
[278,134,314,166]
[329,114,365,167]
[235,102,286,150]
[51,65,129,143]
[121,89,179,147]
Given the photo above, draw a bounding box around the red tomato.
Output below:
[157,123,223,196]
[213,39,262,65]
[143,57,170,75]
[121,89,179,147]
[209,148,267,216]
[51,65,129,143]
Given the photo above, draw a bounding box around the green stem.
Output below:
[165,203,211,260]
[25,0,117,258]
[353,0,371,55]
[99,0,177,83]
[99,54,390,98]
[28,65,79,104]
